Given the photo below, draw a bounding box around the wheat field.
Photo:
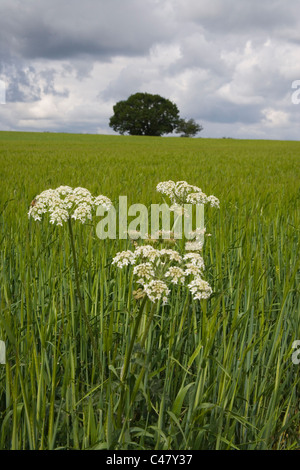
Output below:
[0,131,299,450]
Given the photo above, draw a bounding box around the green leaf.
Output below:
[171,383,194,417]
[187,343,203,368]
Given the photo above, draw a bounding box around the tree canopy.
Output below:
[175,118,203,137]
[109,92,180,136]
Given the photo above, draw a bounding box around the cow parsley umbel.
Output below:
[156,180,219,252]
[116,179,219,429]
[112,244,211,303]
[28,185,112,225]
[156,180,220,208]
[28,186,112,374]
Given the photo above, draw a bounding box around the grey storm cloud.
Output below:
[1,0,298,63]
[0,0,175,61]
[0,62,41,103]
[174,0,299,36]
[0,0,300,139]
[0,60,69,102]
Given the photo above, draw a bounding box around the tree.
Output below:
[109,92,180,136]
[175,118,203,137]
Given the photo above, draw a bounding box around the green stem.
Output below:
[67,218,102,373]
[139,302,156,349]
[117,301,157,442]
[117,295,148,427]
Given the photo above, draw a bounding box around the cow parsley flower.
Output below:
[94,195,113,211]
[164,266,186,284]
[28,186,112,225]
[174,181,201,200]
[184,263,203,277]
[206,195,220,208]
[156,179,220,208]
[112,242,212,302]
[188,278,212,300]
[143,280,170,304]
[158,248,182,262]
[112,250,136,268]
[185,241,204,252]
[186,192,209,205]
[28,186,110,372]
[56,185,73,196]
[71,203,93,223]
[133,262,155,285]
[183,252,205,270]
[49,207,69,226]
[134,245,161,263]
[156,180,176,199]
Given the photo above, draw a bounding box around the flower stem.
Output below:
[117,300,157,440]
[117,295,148,427]
[67,217,102,373]
[139,301,156,349]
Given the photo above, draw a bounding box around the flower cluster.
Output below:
[133,262,155,284]
[144,280,170,304]
[111,250,136,268]
[112,244,212,303]
[156,180,220,208]
[164,266,185,284]
[28,186,112,225]
[183,252,205,270]
[156,180,219,252]
[188,278,212,300]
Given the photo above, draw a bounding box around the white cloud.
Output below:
[1,0,300,139]
[261,108,290,128]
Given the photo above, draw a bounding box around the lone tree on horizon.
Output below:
[109,92,180,136]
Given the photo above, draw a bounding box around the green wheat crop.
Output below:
[0,131,299,450]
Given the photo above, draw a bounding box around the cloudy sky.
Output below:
[1,0,300,139]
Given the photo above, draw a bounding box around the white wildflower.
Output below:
[185,241,204,251]
[183,252,205,270]
[207,195,220,208]
[159,249,182,262]
[156,181,176,200]
[56,186,73,195]
[156,179,219,209]
[174,181,201,200]
[133,262,155,285]
[164,266,186,284]
[73,187,92,197]
[186,192,208,205]
[143,280,170,304]
[94,195,112,211]
[71,203,93,223]
[49,207,69,226]
[112,242,212,303]
[112,250,136,268]
[28,186,112,225]
[134,245,160,262]
[184,263,203,277]
[188,278,212,300]
[186,190,219,208]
